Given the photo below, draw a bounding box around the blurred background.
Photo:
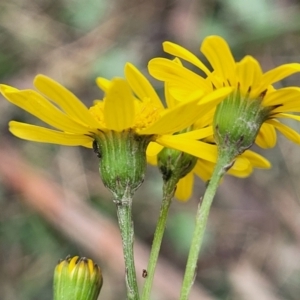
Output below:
[1,0,300,299]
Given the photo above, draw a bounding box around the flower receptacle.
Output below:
[94,130,152,201]
[213,90,271,161]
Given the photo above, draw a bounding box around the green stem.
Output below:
[179,153,232,300]
[141,175,178,300]
[116,196,140,300]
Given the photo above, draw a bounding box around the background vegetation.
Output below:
[1,0,300,299]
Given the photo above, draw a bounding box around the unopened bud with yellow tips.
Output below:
[53,255,103,300]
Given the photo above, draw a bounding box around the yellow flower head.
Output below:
[148,35,300,149]
[0,63,232,198]
[147,86,270,201]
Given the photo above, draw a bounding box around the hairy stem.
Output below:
[179,153,232,300]
[141,176,178,300]
[116,196,140,300]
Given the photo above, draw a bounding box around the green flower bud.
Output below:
[53,256,103,300]
[93,130,152,201]
[158,146,197,182]
[213,88,271,161]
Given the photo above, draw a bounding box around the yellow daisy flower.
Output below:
[1,63,232,198]
[147,86,270,201]
[1,63,230,154]
[148,35,300,148]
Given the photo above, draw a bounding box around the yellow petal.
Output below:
[236,56,263,96]
[255,122,277,148]
[146,142,163,157]
[201,36,236,86]
[165,82,177,109]
[177,127,213,140]
[96,77,111,93]
[156,135,218,162]
[175,172,194,201]
[260,63,300,88]
[9,121,92,146]
[104,78,136,131]
[173,57,183,66]
[263,87,300,108]
[227,163,253,178]
[230,156,251,171]
[196,157,252,180]
[148,58,211,98]
[163,41,211,76]
[194,159,214,182]
[125,63,164,109]
[194,110,215,129]
[1,85,93,134]
[140,97,202,135]
[266,119,300,144]
[273,104,300,114]
[275,113,300,121]
[147,154,158,165]
[34,75,99,128]
[240,150,271,169]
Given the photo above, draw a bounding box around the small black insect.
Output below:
[92,140,101,158]
[142,269,148,278]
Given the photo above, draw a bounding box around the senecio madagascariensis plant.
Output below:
[0,62,232,300]
[53,256,102,300]
[3,35,300,300]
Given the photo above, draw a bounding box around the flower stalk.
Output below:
[142,146,197,300]
[179,151,233,300]
[94,130,153,300]
[116,195,140,300]
[179,88,271,299]
[141,175,177,300]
